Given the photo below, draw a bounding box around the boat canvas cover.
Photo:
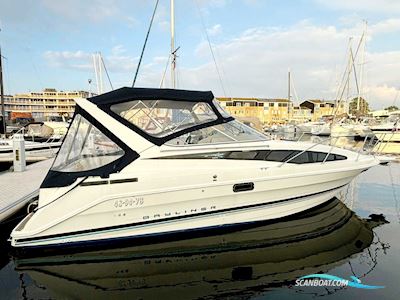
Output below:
[88,87,215,106]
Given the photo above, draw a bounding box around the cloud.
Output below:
[152,20,398,109]
[41,19,399,110]
[111,45,127,56]
[125,16,139,29]
[314,0,400,14]
[43,49,138,73]
[197,0,228,8]
[43,47,168,76]
[40,0,121,22]
[207,24,222,36]
[369,18,400,35]
[43,51,92,69]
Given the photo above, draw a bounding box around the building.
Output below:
[300,100,346,121]
[3,88,89,120]
[291,106,312,123]
[217,97,292,127]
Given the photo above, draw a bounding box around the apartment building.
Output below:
[217,97,293,126]
[291,106,312,123]
[3,88,89,120]
[299,100,346,121]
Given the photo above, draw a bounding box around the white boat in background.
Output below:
[20,121,68,143]
[279,124,296,133]
[311,122,331,136]
[353,123,373,138]
[10,87,380,250]
[331,123,356,137]
[0,121,67,164]
[371,113,400,153]
[296,122,323,134]
[0,138,61,163]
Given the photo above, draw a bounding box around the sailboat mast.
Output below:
[357,21,367,112]
[0,47,6,138]
[170,0,176,88]
[93,53,100,95]
[288,69,291,102]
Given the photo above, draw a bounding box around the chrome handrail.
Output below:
[279,133,375,167]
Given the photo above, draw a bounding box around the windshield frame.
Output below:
[99,96,233,146]
[41,105,139,188]
[165,120,268,147]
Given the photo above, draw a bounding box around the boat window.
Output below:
[51,114,124,172]
[110,100,218,138]
[264,150,298,162]
[158,150,347,163]
[166,120,267,146]
[212,99,231,118]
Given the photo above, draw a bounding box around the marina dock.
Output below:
[0,158,53,222]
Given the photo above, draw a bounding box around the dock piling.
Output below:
[13,134,26,172]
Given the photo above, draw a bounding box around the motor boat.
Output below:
[0,138,61,164]
[9,87,380,250]
[278,124,296,133]
[353,123,373,139]
[21,121,68,143]
[330,123,356,138]
[13,198,387,298]
[296,121,323,134]
[311,122,331,136]
[371,113,400,154]
[0,121,66,164]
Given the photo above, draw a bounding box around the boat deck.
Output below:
[0,159,53,222]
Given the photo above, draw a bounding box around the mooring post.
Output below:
[13,134,26,172]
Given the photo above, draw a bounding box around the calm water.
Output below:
[0,136,399,299]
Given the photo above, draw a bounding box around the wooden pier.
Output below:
[0,159,53,222]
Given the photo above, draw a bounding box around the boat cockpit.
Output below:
[41,87,267,188]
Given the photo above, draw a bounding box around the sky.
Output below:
[0,0,399,109]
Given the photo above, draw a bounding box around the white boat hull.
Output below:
[331,124,356,137]
[0,140,60,162]
[11,155,373,249]
[373,131,400,142]
[372,129,400,154]
[296,122,322,133]
[311,124,331,136]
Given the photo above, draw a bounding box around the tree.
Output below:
[349,97,370,116]
[385,105,399,112]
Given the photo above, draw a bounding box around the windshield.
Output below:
[110,99,218,138]
[51,114,124,172]
[166,120,268,146]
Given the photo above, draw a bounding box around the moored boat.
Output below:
[9,87,380,250]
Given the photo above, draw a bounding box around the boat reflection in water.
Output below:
[14,198,388,299]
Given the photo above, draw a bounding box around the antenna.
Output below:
[0,46,7,138]
[132,0,159,87]
[171,0,176,88]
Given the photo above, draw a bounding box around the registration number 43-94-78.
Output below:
[114,197,144,208]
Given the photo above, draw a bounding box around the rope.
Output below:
[100,55,113,90]
[132,0,160,87]
[194,0,227,96]
[159,55,171,88]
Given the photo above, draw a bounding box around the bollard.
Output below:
[13,134,26,172]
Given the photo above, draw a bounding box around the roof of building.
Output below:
[217,97,290,103]
[293,106,311,110]
[301,99,336,105]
